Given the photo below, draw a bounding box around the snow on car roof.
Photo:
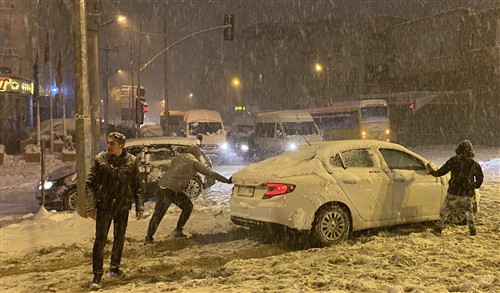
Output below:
[125,136,197,147]
[185,109,223,122]
[233,140,412,184]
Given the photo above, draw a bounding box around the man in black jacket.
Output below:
[86,132,144,289]
[427,139,484,236]
[145,145,231,243]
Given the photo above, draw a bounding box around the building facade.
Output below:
[237,7,500,145]
[0,1,36,153]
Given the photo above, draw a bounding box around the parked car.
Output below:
[229,140,480,246]
[139,124,164,138]
[28,118,76,143]
[35,137,215,211]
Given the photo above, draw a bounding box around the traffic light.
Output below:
[137,86,145,97]
[136,97,146,124]
[223,14,234,41]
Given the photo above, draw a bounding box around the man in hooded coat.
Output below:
[145,145,231,242]
[427,139,484,236]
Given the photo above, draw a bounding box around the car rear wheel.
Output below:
[184,177,203,198]
[64,189,78,211]
[312,204,351,246]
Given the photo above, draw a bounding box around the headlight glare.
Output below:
[39,180,54,190]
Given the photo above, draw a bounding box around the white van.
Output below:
[183,109,228,160]
[254,110,322,158]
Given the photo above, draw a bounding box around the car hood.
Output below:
[47,164,76,180]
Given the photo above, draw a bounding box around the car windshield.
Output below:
[282,122,319,136]
[360,106,388,122]
[126,143,209,167]
[188,122,222,135]
[234,125,254,133]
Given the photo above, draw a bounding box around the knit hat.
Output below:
[186,145,202,158]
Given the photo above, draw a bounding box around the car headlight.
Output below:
[221,143,229,150]
[288,143,297,150]
[240,144,249,151]
[39,180,54,190]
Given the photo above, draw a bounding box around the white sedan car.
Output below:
[230,140,476,246]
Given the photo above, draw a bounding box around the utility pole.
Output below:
[136,22,142,137]
[73,0,92,218]
[87,0,101,156]
[163,1,169,135]
[100,45,118,130]
[129,27,135,133]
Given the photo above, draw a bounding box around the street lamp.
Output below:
[313,61,329,105]
[231,77,241,88]
[99,15,126,133]
[99,15,127,28]
[314,62,324,73]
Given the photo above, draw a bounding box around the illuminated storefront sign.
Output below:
[0,77,34,95]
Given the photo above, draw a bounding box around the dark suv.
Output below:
[35,137,215,211]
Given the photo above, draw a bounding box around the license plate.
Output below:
[237,186,255,197]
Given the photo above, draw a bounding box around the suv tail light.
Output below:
[263,183,296,199]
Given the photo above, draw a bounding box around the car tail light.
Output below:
[263,183,296,199]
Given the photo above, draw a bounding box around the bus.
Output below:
[305,99,390,141]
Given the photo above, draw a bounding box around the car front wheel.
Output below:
[446,205,466,225]
[311,204,351,246]
[184,177,203,198]
[64,189,78,211]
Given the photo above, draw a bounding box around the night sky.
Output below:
[96,0,498,121]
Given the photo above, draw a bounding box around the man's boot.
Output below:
[172,227,186,238]
[90,273,102,290]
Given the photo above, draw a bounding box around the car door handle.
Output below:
[342,180,358,184]
[369,170,380,173]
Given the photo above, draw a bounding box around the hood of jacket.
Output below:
[186,146,202,159]
[455,139,475,158]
